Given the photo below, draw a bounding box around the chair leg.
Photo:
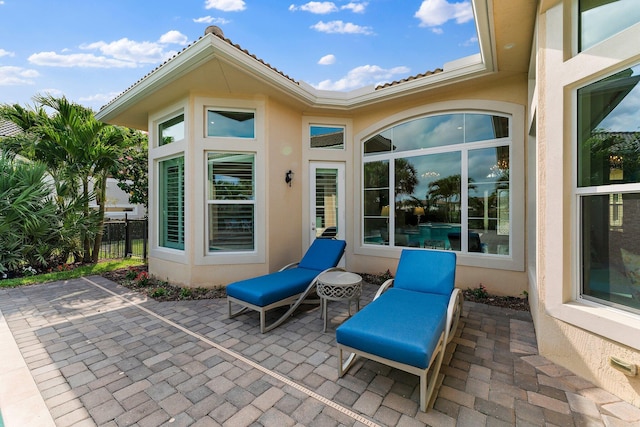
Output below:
[338,347,357,377]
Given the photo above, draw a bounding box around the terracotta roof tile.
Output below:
[375,68,444,90]
[99,32,298,112]
[0,119,22,137]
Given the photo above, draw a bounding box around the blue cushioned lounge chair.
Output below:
[336,249,462,411]
[227,239,346,333]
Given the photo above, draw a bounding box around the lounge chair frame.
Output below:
[227,262,344,333]
[337,275,463,412]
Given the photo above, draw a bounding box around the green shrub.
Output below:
[0,156,65,275]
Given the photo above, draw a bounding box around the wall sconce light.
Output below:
[285,170,294,187]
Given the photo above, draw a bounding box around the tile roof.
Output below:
[375,68,444,90]
[0,119,22,137]
[99,31,299,112]
[99,28,445,112]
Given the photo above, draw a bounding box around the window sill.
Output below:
[546,299,640,351]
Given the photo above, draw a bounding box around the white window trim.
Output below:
[309,124,346,151]
[149,102,189,264]
[205,151,257,256]
[194,97,266,265]
[204,107,256,140]
[543,4,640,350]
[354,100,525,272]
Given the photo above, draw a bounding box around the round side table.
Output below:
[316,271,363,332]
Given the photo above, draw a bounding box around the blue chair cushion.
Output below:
[226,267,320,307]
[336,288,449,369]
[298,239,346,271]
[394,249,456,296]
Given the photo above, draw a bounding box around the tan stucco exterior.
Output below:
[96,0,640,409]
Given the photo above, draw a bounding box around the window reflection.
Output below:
[159,114,184,146]
[578,64,640,313]
[310,125,344,149]
[207,110,255,138]
[362,112,511,255]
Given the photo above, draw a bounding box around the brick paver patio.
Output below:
[1,275,639,426]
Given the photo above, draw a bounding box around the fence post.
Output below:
[125,214,132,257]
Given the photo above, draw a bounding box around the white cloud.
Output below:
[158,30,188,46]
[205,0,246,12]
[318,54,336,65]
[414,0,473,28]
[289,2,338,14]
[29,51,139,68]
[193,16,230,24]
[290,1,367,13]
[311,20,373,35]
[0,48,15,57]
[0,66,39,85]
[28,32,187,69]
[81,37,179,64]
[461,35,478,46]
[314,64,410,91]
[79,91,121,104]
[342,2,367,13]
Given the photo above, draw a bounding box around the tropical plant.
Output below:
[0,95,128,263]
[112,129,148,209]
[0,156,64,274]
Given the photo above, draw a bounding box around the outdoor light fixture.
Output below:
[285,170,294,187]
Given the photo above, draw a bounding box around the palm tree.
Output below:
[0,95,127,263]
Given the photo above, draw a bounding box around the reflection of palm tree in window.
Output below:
[427,174,476,223]
[395,158,418,196]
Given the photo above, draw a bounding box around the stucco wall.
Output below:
[534,2,640,407]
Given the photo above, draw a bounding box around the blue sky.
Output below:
[0,0,478,111]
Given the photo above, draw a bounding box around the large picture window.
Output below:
[207,152,255,252]
[159,156,184,250]
[363,113,511,256]
[578,64,640,313]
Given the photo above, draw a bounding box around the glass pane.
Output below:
[207,110,255,138]
[581,194,640,313]
[310,126,344,149]
[208,153,255,200]
[467,147,510,255]
[364,129,394,155]
[580,0,640,51]
[395,152,461,249]
[363,160,389,245]
[465,114,510,142]
[208,204,254,251]
[393,114,465,152]
[578,65,640,187]
[314,168,338,238]
[159,114,184,146]
[159,156,184,249]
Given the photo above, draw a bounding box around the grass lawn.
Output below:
[0,258,145,288]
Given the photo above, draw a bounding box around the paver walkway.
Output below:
[1,275,639,426]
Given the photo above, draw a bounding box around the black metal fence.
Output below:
[99,218,148,260]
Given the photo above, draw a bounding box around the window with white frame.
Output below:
[158,114,184,146]
[362,112,511,256]
[577,63,640,314]
[206,110,255,138]
[159,156,184,250]
[207,152,255,252]
[579,0,640,52]
[310,125,345,150]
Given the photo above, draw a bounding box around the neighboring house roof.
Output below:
[0,119,22,137]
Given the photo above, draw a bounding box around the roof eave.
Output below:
[97,0,496,121]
